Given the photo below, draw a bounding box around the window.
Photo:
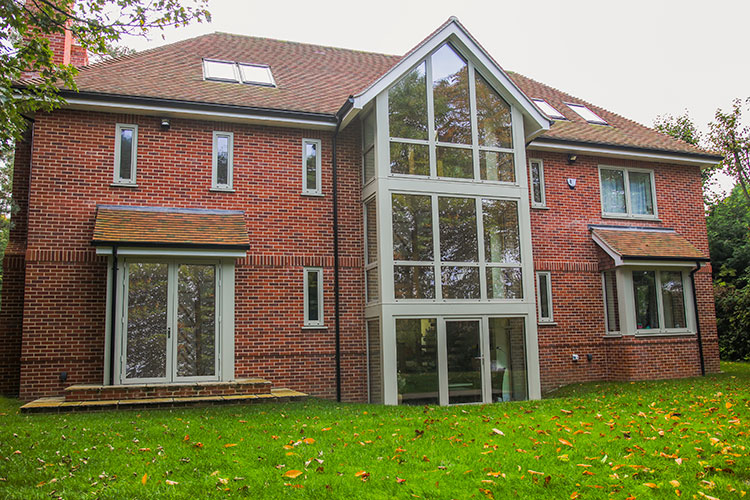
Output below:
[114,124,137,185]
[532,99,566,120]
[602,270,620,333]
[566,103,607,125]
[362,111,376,185]
[364,198,379,303]
[302,139,322,195]
[599,166,657,218]
[536,272,553,323]
[387,43,515,183]
[529,159,546,207]
[633,270,687,332]
[212,132,233,190]
[303,268,324,327]
[203,59,276,86]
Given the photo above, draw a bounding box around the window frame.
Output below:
[632,269,690,335]
[301,138,323,196]
[532,99,566,120]
[211,131,234,191]
[113,123,138,186]
[565,102,608,125]
[601,269,621,334]
[528,158,546,208]
[536,271,553,323]
[364,197,379,304]
[203,59,240,83]
[303,267,324,328]
[598,165,658,220]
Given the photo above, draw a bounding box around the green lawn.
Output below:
[1,364,748,499]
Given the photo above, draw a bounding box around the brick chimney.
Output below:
[20,3,88,79]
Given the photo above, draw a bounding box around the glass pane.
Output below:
[489,318,527,402]
[367,319,383,404]
[603,270,620,332]
[363,112,376,150]
[366,267,379,303]
[633,271,659,329]
[363,148,375,183]
[216,135,229,186]
[629,171,654,215]
[439,196,477,262]
[396,318,438,405]
[441,266,480,299]
[390,142,429,176]
[487,267,523,299]
[238,64,273,85]
[482,199,520,263]
[392,194,433,261]
[436,146,473,179]
[601,169,626,214]
[446,320,482,404]
[538,273,550,319]
[388,62,428,140]
[365,198,377,264]
[307,270,320,322]
[305,141,318,191]
[125,262,168,379]
[480,151,515,183]
[661,271,686,329]
[177,264,216,378]
[530,160,542,203]
[432,44,471,144]
[394,265,435,299]
[475,72,513,148]
[119,128,133,181]
[204,60,237,81]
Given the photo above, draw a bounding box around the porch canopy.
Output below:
[92,205,249,255]
[591,226,709,266]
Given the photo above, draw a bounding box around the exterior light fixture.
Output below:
[161,118,171,130]
[567,178,577,189]
[567,153,577,164]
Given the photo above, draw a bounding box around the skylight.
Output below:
[566,103,607,125]
[532,99,566,120]
[203,59,275,87]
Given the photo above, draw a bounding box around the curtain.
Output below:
[629,172,654,215]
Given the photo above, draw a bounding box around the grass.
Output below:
[0,364,748,499]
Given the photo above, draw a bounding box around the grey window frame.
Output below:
[303,267,324,328]
[113,123,138,185]
[211,131,234,191]
[302,138,322,196]
[529,158,546,208]
[598,165,659,220]
[536,271,553,323]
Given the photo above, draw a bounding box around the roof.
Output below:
[591,228,708,262]
[32,22,718,159]
[92,205,250,249]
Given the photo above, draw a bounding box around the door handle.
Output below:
[167,327,171,339]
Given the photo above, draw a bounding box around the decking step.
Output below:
[63,378,273,402]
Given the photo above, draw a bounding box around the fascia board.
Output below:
[95,246,248,258]
[591,232,624,267]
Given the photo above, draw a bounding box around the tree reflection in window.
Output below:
[126,262,168,379]
[388,62,428,140]
[177,264,216,377]
[432,44,472,144]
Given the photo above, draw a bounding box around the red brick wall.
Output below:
[528,150,719,393]
[16,109,365,400]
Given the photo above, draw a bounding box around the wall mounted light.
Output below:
[160,118,171,130]
[567,178,577,189]
[567,153,578,164]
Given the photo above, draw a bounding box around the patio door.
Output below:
[445,319,483,404]
[121,260,219,384]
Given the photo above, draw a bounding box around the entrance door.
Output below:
[445,319,483,404]
[121,260,219,384]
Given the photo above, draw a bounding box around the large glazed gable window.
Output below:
[114,124,137,185]
[432,44,471,145]
[212,131,233,190]
[599,166,657,218]
[389,62,428,141]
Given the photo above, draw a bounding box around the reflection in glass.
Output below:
[388,62,428,140]
[306,270,320,322]
[446,320,482,404]
[482,199,520,263]
[394,265,435,299]
[486,267,523,299]
[367,319,383,404]
[480,151,515,182]
[436,146,473,179]
[305,141,318,191]
[633,271,659,329]
[363,149,375,182]
[601,169,626,213]
[216,135,229,186]
[126,262,168,379]
[439,197,478,262]
[432,44,471,144]
[397,318,438,405]
[475,72,512,149]
[390,142,429,176]
[603,270,620,332]
[177,264,216,377]
[392,194,433,261]
[629,171,654,215]
[119,128,133,180]
[661,271,686,328]
[365,199,377,265]
[489,318,527,401]
[366,267,379,303]
[539,273,550,319]
[530,160,543,203]
[441,266,480,299]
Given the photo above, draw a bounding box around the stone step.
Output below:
[63,378,273,402]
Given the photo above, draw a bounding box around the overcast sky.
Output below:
[124,0,747,191]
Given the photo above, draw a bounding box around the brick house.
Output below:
[1,18,721,406]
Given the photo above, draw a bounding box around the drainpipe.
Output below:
[109,245,118,385]
[332,97,354,402]
[689,261,705,376]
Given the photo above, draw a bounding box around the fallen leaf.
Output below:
[396,477,406,483]
[491,428,505,436]
[303,438,315,445]
[559,439,573,447]
[644,483,658,488]
[141,473,148,485]
[670,480,680,488]
[224,443,237,448]
[166,480,178,485]
[284,470,303,479]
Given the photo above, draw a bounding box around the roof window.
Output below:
[532,99,566,120]
[566,103,607,125]
[203,59,275,87]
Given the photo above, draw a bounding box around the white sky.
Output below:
[123,0,747,193]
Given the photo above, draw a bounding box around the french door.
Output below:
[119,260,219,384]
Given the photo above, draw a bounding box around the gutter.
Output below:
[332,97,355,403]
[689,261,706,376]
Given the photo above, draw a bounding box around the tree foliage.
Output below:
[708,98,750,205]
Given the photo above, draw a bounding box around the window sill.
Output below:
[301,192,324,197]
[601,214,661,222]
[302,325,327,330]
[531,205,549,210]
[111,183,138,188]
[635,330,695,338]
[210,187,235,193]
[537,321,557,326]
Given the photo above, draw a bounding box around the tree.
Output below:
[0,147,14,292]
[708,98,750,204]
[0,0,211,149]
[653,112,717,192]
